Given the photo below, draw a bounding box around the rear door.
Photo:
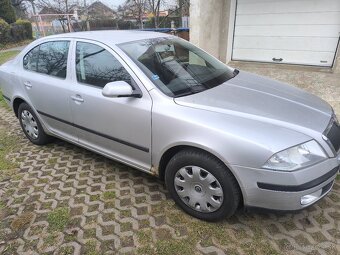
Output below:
[20,40,76,141]
[69,40,152,171]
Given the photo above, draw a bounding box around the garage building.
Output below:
[190,0,340,70]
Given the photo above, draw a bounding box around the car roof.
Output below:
[44,30,172,45]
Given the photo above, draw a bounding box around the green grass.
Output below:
[0,50,20,65]
[84,240,99,255]
[0,129,19,172]
[0,51,20,178]
[58,246,74,255]
[47,157,58,165]
[47,207,70,231]
[137,229,153,245]
[137,238,193,255]
[0,90,9,109]
[0,39,33,51]
[138,200,281,255]
[102,191,115,200]
[44,232,59,245]
[137,228,193,255]
[10,212,34,232]
[155,239,193,255]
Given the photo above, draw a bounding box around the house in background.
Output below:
[190,0,340,72]
[86,1,116,20]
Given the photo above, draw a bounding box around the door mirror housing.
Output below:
[102,81,140,98]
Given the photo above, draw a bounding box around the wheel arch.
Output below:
[12,96,27,117]
[157,144,244,207]
[12,97,50,136]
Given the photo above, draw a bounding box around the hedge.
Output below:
[0,18,10,42]
[0,18,32,44]
[10,19,33,41]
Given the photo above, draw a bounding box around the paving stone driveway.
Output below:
[0,64,339,255]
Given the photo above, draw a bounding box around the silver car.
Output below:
[0,31,339,221]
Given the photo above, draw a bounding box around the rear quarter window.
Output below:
[23,45,39,71]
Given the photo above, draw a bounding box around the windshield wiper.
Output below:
[174,88,205,98]
[174,91,196,98]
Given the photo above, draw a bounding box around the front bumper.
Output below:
[231,156,340,211]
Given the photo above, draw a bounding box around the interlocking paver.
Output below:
[0,65,339,255]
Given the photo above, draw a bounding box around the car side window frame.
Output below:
[23,45,39,72]
[22,39,72,80]
[71,39,144,96]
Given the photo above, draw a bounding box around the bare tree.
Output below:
[11,0,29,18]
[125,0,147,29]
[37,0,73,14]
[36,0,74,32]
[157,0,189,28]
[125,0,177,28]
[147,0,161,28]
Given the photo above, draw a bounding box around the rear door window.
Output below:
[23,41,70,79]
[37,41,70,78]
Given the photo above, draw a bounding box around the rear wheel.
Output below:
[18,103,51,145]
[165,149,241,221]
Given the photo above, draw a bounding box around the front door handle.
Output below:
[24,81,32,89]
[71,95,84,103]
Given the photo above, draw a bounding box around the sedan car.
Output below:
[0,31,339,221]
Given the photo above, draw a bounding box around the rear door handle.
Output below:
[24,81,32,89]
[71,95,84,103]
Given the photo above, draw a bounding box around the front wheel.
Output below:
[18,103,51,145]
[165,149,241,221]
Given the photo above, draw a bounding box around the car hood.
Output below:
[174,71,332,133]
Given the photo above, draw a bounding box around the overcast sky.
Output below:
[99,0,125,9]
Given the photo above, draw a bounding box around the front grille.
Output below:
[326,120,340,152]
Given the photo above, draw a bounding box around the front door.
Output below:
[70,40,152,171]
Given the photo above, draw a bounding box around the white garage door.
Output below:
[232,0,340,67]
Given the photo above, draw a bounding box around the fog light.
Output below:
[300,189,322,205]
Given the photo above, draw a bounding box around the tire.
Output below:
[18,103,51,145]
[165,149,241,221]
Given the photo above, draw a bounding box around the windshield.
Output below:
[118,37,237,97]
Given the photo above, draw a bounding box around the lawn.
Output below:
[0,50,20,65]
[0,39,33,51]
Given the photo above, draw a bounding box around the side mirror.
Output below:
[102,81,140,98]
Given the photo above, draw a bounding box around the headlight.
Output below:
[262,140,327,171]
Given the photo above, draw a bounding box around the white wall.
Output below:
[190,0,235,62]
[335,43,340,73]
